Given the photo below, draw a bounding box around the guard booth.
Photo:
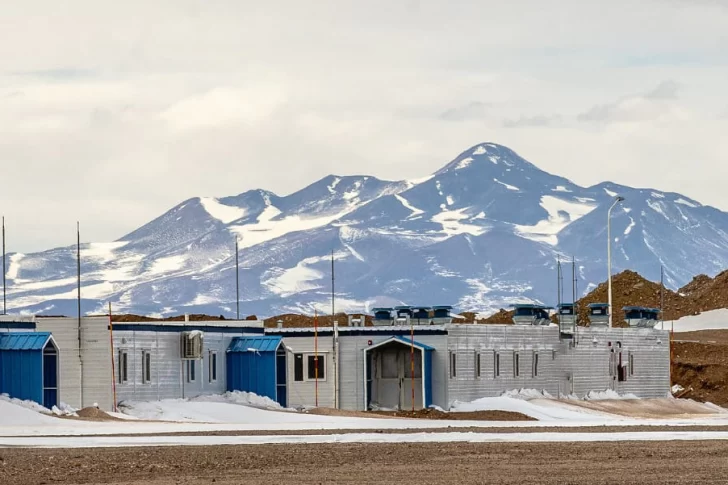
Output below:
[588,303,609,326]
[364,336,433,411]
[557,303,576,337]
[226,336,286,407]
[623,307,660,328]
[0,332,59,408]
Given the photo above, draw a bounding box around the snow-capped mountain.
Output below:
[6,143,728,318]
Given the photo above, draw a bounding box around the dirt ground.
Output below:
[671,330,728,407]
[2,441,728,485]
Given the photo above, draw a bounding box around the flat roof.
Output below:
[623,306,660,312]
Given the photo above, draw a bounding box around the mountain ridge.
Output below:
[4,142,728,318]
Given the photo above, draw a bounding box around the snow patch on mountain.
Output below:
[494,179,519,191]
[675,198,698,208]
[624,217,636,236]
[552,186,571,193]
[515,196,597,245]
[455,157,473,170]
[199,197,246,224]
[394,194,424,218]
[604,188,618,197]
[473,146,487,155]
[431,208,487,237]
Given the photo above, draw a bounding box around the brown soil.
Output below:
[368,408,535,421]
[74,407,121,421]
[671,336,728,407]
[262,312,372,328]
[2,441,728,484]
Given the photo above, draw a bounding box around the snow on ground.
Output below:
[5,431,728,449]
[515,196,597,245]
[670,309,728,332]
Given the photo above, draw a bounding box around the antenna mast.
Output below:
[235,237,240,320]
[2,216,5,315]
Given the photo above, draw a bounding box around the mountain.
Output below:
[5,143,728,318]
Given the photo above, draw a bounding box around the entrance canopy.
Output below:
[0,332,58,408]
[363,336,434,410]
[226,336,283,405]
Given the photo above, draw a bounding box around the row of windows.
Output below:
[449,351,541,379]
[118,350,218,384]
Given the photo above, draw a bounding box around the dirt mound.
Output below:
[576,270,687,325]
[74,407,121,421]
[679,274,714,296]
[263,313,372,328]
[481,309,515,324]
[369,408,535,421]
[672,339,728,407]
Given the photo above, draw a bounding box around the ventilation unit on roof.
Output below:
[181,331,203,359]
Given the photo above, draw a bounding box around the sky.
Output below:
[1,0,727,252]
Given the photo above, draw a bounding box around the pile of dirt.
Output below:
[369,408,535,421]
[73,407,122,421]
[480,309,515,324]
[575,270,687,325]
[671,337,728,407]
[263,313,372,328]
[109,313,231,322]
[678,270,728,315]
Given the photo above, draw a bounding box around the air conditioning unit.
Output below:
[181,331,203,359]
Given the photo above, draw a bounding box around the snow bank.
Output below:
[0,396,60,426]
[671,309,728,332]
[451,395,608,422]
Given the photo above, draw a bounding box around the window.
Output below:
[118,350,128,384]
[142,350,152,384]
[514,352,520,377]
[475,351,481,378]
[533,352,539,377]
[294,353,304,381]
[629,352,635,376]
[187,359,196,382]
[209,351,218,383]
[495,352,500,378]
[449,351,457,378]
[307,354,325,380]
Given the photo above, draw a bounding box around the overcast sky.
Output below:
[1,0,727,252]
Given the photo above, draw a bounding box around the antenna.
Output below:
[557,258,562,314]
[77,222,81,321]
[572,256,577,333]
[235,237,240,320]
[331,249,335,325]
[2,216,5,315]
[660,265,665,329]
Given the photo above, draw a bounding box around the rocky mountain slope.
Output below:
[5,142,728,318]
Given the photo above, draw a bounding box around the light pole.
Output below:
[607,195,625,327]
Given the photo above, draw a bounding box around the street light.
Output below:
[607,195,625,328]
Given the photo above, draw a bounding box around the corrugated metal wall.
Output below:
[0,345,43,404]
[446,325,670,406]
[281,335,335,408]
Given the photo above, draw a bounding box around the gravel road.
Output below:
[2,440,727,484]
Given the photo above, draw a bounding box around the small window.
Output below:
[533,352,539,377]
[118,350,128,384]
[209,351,218,383]
[187,359,196,382]
[449,351,457,378]
[514,352,520,378]
[475,351,481,378]
[307,354,325,380]
[142,350,152,384]
[495,352,500,378]
[294,353,304,381]
[629,352,634,376]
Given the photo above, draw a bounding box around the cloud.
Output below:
[577,81,681,123]
[0,1,727,252]
[439,102,490,121]
[503,115,561,128]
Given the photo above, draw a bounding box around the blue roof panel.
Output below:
[392,336,436,351]
[228,335,282,353]
[0,332,52,351]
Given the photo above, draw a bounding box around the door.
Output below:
[400,348,423,410]
[42,349,58,409]
[375,349,401,410]
[275,348,287,407]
